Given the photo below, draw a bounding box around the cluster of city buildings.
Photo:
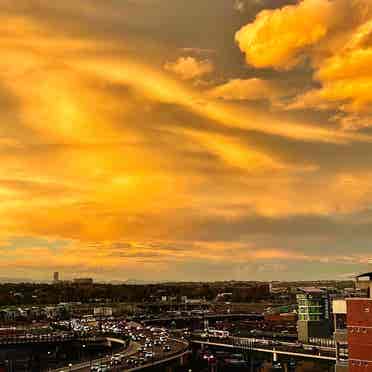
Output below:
[294,272,372,372]
[0,303,114,322]
[5,271,372,371]
[53,272,94,285]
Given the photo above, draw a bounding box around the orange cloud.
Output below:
[208,78,282,102]
[164,56,214,80]
[236,0,372,130]
[1,1,372,280]
[182,129,316,173]
[291,18,372,129]
[235,0,335,69]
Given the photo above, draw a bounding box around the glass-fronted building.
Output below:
[297,288,332,342]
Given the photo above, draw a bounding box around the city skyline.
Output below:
[1,0,372,281]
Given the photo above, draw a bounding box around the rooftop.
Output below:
[356,272,372,280]
[298,287,326,294]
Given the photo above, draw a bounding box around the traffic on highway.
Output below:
[52,318,188,372]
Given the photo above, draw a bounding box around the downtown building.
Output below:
[297,287,332,343]
[347,272,372,372]
[333,272,372,372]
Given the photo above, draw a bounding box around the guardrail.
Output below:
[126,349,191,371]
[0,334,77,345]
[52,340,139,372]
[52,338,189,372]
[0,332,129,346]
[191,337,337,362]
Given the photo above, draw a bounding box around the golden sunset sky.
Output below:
[1,0,372,281]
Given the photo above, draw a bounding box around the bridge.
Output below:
[0,333,78,345]
[0,332,127,347]
[143,313,263,322]
[142,313,263,328]
[191,337,337,362]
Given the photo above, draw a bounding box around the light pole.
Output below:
[68,362,72,372]
[82,344,86,362]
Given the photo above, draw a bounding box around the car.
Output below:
[111,356,122,365]
[144,351,154,359]
[127,357,139,366]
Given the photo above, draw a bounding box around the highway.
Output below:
[192,336,337,362]
[52,341,141,372]
[126,348,190,372]
[53,332,188,371]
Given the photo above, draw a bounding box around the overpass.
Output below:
[0,333,78,345]
[52,340,140,372]
[142,313,263,327]
[143,313,263,321]
[0,332,123,346]
[126,341,190,372]
[191,337,337,362]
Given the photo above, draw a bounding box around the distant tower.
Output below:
[53,272,59,283]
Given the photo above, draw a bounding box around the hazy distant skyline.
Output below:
[1,0,372,281]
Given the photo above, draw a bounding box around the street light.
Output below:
[68,362,72,372]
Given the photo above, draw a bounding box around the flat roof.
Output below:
[356,272,372,279]
[298,287,326,294]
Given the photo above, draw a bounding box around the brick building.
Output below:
[347,297,372,371]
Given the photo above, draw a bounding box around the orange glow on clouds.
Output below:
[0,0,371,280]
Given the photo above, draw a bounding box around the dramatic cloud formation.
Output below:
[236,0,372,130]
[290,16,372,129]
[235,0,335,69]
[0,0,371,281]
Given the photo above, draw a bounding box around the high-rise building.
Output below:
[347,297,372,371]
[53,272,59,283]
[346,272,372,371]
[297,287,332,342]
[332,271,372,372]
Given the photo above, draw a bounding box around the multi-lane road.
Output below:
[192,336,337,361]
[54,329,188,371]
[53,341,141,372]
